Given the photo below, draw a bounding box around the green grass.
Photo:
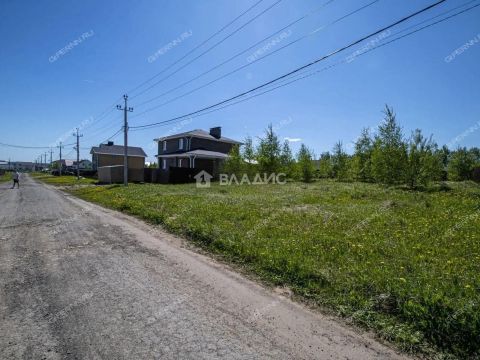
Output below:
[70,180,480,357]
[0,172,12,183]
[31,172,97,186]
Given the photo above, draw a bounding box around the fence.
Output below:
[144,167,203,184]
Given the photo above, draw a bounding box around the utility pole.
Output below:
[57,142,63,176]
[117,94,133,186]
[49,148,54,166]
[73,128,83,180]
[44,152,48,168]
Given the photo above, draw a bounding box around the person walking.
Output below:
[11,171,20,189]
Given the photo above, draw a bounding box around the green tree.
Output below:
[257,124,281,175]
[242,136,257,177]
[297,144,315,182]
[331,141,349,181]
[280,140,295,178]
[242,136,256,163]
[437,145,450,180]
[448,147,476,181]
[469,147,480,164]
[317,152,333,178]
[405,129,443,188]
[371,105,407,185]
[222,145,244,176]
[352,128,373,182]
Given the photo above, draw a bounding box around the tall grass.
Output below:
[31,173,96,186]
[0,172,12,183]
[71,180,480,357]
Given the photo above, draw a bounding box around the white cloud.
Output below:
[284,137,302,142]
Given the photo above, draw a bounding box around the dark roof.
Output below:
[90,145,147,157]
[154,129,241,144]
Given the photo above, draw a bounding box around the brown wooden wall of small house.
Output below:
[96,154,145,169]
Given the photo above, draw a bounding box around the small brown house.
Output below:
[90,142,147,183]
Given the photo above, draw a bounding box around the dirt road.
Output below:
[0,175,406,359]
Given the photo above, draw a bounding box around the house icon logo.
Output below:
[194,170,213,188]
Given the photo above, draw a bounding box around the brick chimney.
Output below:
[209,127,221,139]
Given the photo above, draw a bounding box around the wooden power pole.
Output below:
[117,94,133,186]
[73,128,83,180]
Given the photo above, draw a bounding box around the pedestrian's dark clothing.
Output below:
[12,172,19,188]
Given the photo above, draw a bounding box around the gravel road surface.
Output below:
[0,175,407,359]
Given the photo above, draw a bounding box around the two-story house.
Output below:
[154,127,241,181]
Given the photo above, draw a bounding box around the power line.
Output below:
[84,114,124,140]
[128,0,267,96]
[25,0,277,149]
[130,0,448,130]
[78,1,269,137]
[130,0,285,100]
[130,0,480,132]
[132,0,379,113]
[197,0,480,116]
[69,96,123,139]
[37,1,270,148]
[0,141,76,149]
[99,128,124,144]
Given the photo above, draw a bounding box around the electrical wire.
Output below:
[129,1,480,132]
[132,0,379,113]
[127,0,267,96]
[129,0,448,130]
[0,142,76,149]
[133,0,338,107]
[130,0,285,100]
[48,1,271,147]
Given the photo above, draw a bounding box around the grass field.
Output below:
[0,173,12,183]
[70,180,479,357]
[30,173,97,186]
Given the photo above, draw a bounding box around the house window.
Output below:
[178,159,182,167]
[163,141,167,151]
[178,138,184,149]
[162,159,167,170]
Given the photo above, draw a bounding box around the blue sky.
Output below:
[1,0,479,163]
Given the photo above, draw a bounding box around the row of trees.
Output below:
[318,106,480,186]
[223,124,316,182]
[223,105,480,186]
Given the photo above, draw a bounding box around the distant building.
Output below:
[52,159,75,170]
[74,159,93,170]
[0,161,35,171]
[90,141,147,183]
